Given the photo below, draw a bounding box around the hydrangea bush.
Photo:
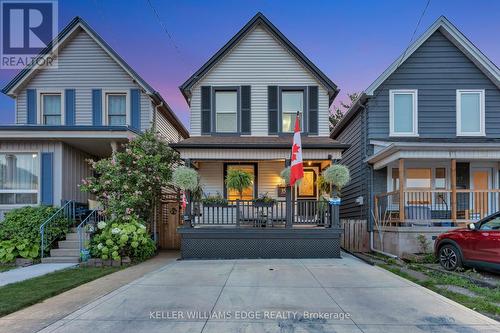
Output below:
[172,167,199,191]
[90,217,155,262]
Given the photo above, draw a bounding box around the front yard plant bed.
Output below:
[362,252,500,321]
[0,266,120,317]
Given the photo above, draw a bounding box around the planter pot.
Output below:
[253,201,275,208]
[203,203,229,208]
[15,258,33,267]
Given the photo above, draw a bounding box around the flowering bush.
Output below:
[90,217,156,262]
[80,130,180,222]
[172,167,199,191]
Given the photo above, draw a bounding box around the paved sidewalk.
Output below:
[0,251,179,333]
[36,253,499,333]
[0,263,76,287]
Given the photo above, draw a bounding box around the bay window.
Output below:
[42,93,62,125]
[281,90,304,132]
[389,90,418,136]
[457,90,485,136]
[0,153,39,205]
[106,93,127,125]
[215,90,238,133]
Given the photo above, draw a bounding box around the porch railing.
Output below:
[374,189,500,227]
[77,209,106,253]
[189,199,335,228]
[40,200,76,258]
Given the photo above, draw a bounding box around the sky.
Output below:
[0,0,499,128]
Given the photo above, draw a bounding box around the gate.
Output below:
[158,189,182,250]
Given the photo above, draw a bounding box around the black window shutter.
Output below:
[308,86,319,134]
[241,86,251,134]
[201,86,211,134]
[268,86,278,134]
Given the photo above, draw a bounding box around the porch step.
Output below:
[41,256,80,264]
[50,248,80,257]
[58,240,80,249]
[65,232,88,241]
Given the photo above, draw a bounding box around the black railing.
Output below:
[190,199,336,229]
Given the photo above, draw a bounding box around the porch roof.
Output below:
[170,136,348,149]
[367,141,500,170]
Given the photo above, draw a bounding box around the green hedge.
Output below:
[0,206,69,263]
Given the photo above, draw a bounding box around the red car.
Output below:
[435,212,500,271]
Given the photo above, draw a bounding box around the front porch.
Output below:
[171,136,347,259]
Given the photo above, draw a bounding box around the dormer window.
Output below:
[41,93,62,125]
[457,89,485,136]
[389,89,418,137]
[106,93,127,125]
[215,89,238,133]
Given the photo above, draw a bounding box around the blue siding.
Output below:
[368,30,500,140]
[92,89,102,126]
[130,89,141,130]
[65,89,75,125]
[41,153,54,205]
[27,89,36,124]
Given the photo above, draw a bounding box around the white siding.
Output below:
[190,25,330,136]
[16,29,153,131]
[198,162,223,196]
[258,161,284,198]
[61,144,93,203]
[156,108,181,143]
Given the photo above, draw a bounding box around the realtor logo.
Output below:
[1,0,58,69]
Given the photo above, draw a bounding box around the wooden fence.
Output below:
[340,220,369,253]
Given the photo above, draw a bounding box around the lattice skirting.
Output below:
[179,229,342,259]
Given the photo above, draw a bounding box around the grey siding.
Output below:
[368,30,500,140]
[61,144,93,203]
[337,111,366,220]
[15,29,153,131]
[155,108,181,143]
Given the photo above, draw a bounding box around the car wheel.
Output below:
[439,244,463,271]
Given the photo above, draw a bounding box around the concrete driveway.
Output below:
[39,254,499,333]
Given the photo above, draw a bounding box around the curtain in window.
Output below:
[0,154,39,204]
[215,91,237,132]
[108,95,126,125]
[43,95,61,125]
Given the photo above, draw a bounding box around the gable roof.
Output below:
[2,16,189,139]
[365,16,500,95]
[179,12,339,105]
[331,16,500,139]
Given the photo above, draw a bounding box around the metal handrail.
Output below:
[40,200,75,258]
[77,209,106,253]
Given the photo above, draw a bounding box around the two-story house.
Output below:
[171,13,347,259]
[332,16,500,256]
[0,17,189,218]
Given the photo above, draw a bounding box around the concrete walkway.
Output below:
[0,263,76,287]
[35,253,498,333]
[0,251,179,333]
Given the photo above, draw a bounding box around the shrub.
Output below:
[172,167,199,191]
[90,217,156,262]
[0,206,68,262]
[201,193,228,206]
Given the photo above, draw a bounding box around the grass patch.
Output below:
[377,261,500,318]
[0,266,120,317]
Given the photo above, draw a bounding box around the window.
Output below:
[282,90,303,132]
[390,90,418,136]
[480,216,500,230]
[106,93,127,125]
[225,164,256,200]
[406,168,431,188]
[215,90,237,133]
[457,90,485,136]
[42,94,62,125]
[0,153,39,205]
[435,168,447,204]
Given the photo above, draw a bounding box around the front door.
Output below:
[471,169,492,219]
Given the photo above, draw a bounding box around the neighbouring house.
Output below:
[171,12,348,259]
[331,16,500,256]
[0,16,189,221]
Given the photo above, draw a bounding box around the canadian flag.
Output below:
[289,113,304,186]
[181,191,187,209]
